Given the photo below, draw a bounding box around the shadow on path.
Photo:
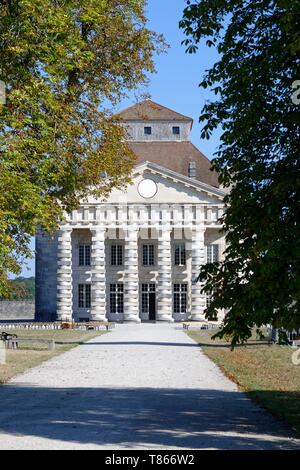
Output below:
[0,386,298,449]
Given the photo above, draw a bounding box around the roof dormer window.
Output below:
[188,161,197,178]
[144,126,152,135]
[172,126,180,135]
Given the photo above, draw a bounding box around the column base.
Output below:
[189,314,207,322]
[91,315,108,322]
[123,317,142,324]
[156,315,174,323]
[57,314,73,323]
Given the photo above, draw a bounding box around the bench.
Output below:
[183,321,221,330]
[73,321,115,332]
[5,337,56,351]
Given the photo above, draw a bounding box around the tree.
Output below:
[180,0,300,346]
[0,0,164,296]
[1,276,36,300]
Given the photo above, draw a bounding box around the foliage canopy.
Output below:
[0,0,164,296]
[180,0,300,345]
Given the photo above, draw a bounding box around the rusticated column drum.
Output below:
[123,228,141,322]
[56,228,73,322]
[157,229,174,322]
[90,229,107,322]
[190,228,207,321]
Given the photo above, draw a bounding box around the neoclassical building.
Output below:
[35,100,226,323]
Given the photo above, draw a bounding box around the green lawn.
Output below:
[0,329,106,384]
[187,328,300,436]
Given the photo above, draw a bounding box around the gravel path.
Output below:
[0,323,299,450]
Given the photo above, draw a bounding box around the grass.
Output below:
[187,328,300,436]
[0,329,106,384]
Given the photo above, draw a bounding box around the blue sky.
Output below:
[20,0,221,278]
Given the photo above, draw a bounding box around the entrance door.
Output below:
[149,292,156,321]
[141,283,156,321]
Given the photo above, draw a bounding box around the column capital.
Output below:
[192,226,206,234]
[91,227,106,237]
[124,227,139,239]
[158,228,172,239]
[58,226,73,235]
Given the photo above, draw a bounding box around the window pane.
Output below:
[142,293,149,313]
[111,245,116,265]
[174,293,180,313]
[148,245,154,265]
[85,284,91,308]
[110,293,116,313]
[85,245,91,266]
[173,284,187,313]
[172,126,180,135]
[79,246,85,266]
[142,245,147,265]
[117,294,124,313]
[181,292,187,313]
[144,126,152,135]
[175,245,180,265]
[117,245,123,265]
[78,284,84,308]
[110,284,123,313]
[207,244,219,263]
[175,244,185,266]
[143,245,155,265]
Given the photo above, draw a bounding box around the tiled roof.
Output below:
[115,100,193,122]
[129,141,219,188]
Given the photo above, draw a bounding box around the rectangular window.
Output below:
[188,161,197,178]
[111,245,123,266]
[172,126,180,135]
[144,126,152,135]
[79,245,91,266]
[207,244,219,263]
[173,284,187,314]
[141,283,156,313]
[143,244,155,266]
[174,244,186,266]
[78,284,91,308]
[110,284,124,314]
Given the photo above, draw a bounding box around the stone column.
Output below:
[56,228,73,322]
[90,228,107,322]
[190,228,207,321]
[157,229,174,322]
[123,227,141,322]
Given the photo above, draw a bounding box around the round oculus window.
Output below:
[138,178,158,199]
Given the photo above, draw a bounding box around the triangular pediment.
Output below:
[86,161,226,205]
[133,161,226,201]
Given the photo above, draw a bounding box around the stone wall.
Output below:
[0,301,35,321]
[35,230,58,321]
[124,121,191,142]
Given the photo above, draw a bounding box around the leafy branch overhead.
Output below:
[180,0,300,346]
[0,0,165,296]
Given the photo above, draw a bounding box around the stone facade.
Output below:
[0,301,35,321]
[35,101,226,323]
[125,120,191,142]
